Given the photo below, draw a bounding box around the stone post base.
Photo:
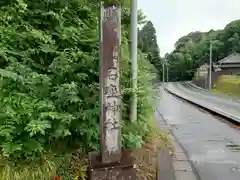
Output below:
[88,149,136,180]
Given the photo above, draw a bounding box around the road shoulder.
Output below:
[156,109,198,180]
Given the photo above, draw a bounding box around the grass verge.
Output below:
[0,45,171,180]
[66,118,171,180]
[0,111,171,180]
[0,152,63,180]
[54,117,172,180]
[131,120,172,180]
[212,75,240,97]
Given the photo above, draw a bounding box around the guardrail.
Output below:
[164,85,240,124]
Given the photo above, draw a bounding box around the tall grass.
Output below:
[0,153,62,180]
[212,75,240,97]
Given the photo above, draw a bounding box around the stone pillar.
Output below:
[100,3,122,164]
[88,2,136,180]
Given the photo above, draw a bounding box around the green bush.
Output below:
[0,0,100,159]
[120,44,155,148]
[0,0,156,163]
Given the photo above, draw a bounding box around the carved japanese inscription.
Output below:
[104,45,120,157]
[100,3,122,164]
[88,3,136,180]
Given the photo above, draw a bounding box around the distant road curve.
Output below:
[186,81,240,103]
[164,82,240,124]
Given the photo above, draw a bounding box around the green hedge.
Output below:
[0,0,156,161]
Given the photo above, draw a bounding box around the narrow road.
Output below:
[180,82,240,113]
[156,84,240,180]
[185,82,240,103]
[166,83,240,123]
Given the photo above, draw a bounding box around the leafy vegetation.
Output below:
[0,0,100,160]
[0,152,61,180]
[138,21,163,78]
[165,19,240,81]
[0,0,165,179]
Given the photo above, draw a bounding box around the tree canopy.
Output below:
[166,19,240,81]
[138,20,163,78]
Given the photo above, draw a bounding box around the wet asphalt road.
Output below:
[156,83,240,180]
[185,82,240,103]
[172,83,240,120]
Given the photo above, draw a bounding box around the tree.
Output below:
[166,19,240,81]
[138,21,162,77]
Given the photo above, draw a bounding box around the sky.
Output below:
[138,0,240,56]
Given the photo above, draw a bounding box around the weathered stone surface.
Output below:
[88,3,136,180]
[88,151,136,180]
[100,3,122,164]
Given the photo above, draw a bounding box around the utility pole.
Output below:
[162,59,165,84]
[209,41,212,90]
[166,63,169,82]
[130,0,138,122]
